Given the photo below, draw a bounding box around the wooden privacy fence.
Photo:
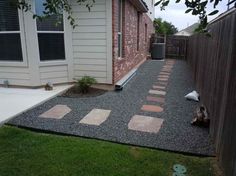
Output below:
[187,9,236,176]
[165,36,188,59]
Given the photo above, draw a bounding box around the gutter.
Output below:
[115,68,137,91]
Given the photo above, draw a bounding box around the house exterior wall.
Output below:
[0,0,153,87]
[71,0,113,84]
[113,0,155,83]
[0,0,113,87]
[0,1,72,87]
[0,67,31,86]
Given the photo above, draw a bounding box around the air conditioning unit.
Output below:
[151,43,166,60]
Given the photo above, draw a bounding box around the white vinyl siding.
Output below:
[0,67,31,86]
[72,0,112,84]
[39,65,69,85]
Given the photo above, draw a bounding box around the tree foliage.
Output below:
[154,0,236,32]
[154,18,178,35]
[11,0,95,28]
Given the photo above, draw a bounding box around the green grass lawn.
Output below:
[0,126,215,176]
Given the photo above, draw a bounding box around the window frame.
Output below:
[137,12,140,51]
[34,0,67,65]
[117,0,123,59]
[0,8,28,67]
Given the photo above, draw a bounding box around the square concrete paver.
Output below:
[39,105,71,119]
[158,74,169,77]
[153,85,166,90]
[159,72,171,75]
[128,115,164,133]
[141,105,164,112]
[161,69,172,72]
[156,82,168,86]
[146,96,165,103]
[149,90,166,96]
[158,78,169,81]
[79,109,111,126]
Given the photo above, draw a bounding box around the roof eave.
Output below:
[129,0,149,13]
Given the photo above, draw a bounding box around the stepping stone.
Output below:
[158,75,169,78]
[163,65,173,68]
[162,67,172,71]
[39,105,71,119]
[162,68,172,71]
[79,109,111,126]
[160,72,171,75]
[166,64,174,66]
[146,96,165,103]
[158,78,168,81]
[163,69,172,71]
[128,115,164,133]
[157,81,168,86]
[153,85,166,90]
[149,89,166,96]
[141,105,164,112]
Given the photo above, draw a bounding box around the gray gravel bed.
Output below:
[8,60,215,156]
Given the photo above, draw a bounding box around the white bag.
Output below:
[185,90,199,102]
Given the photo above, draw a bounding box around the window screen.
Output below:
[38,33,65,61]
[0,1,23,61]
[0,1,20,31]
[0,34,23,61]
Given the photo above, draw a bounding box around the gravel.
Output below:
[8,60,215,156]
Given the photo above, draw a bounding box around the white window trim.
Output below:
[0,9,28,67]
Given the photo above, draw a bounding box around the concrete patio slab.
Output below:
[79,109,111,126]
[39,105,71,119]
[128,115,164,133]
[0,85,72,125]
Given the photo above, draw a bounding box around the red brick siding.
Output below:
[112,0,155,83]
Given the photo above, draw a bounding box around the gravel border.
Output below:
[8,60,215,156]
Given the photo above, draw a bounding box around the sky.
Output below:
[154,0,231,31]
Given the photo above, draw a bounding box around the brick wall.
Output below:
[112,0,155,83]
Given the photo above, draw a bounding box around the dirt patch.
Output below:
[129,147,141,159]
[60,86,107,98]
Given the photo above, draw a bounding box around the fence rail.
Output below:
[187,9,236,176]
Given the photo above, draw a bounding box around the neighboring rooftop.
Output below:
[175,23,199,36]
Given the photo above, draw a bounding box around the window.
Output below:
[145,24,148,42]
[137,12,140,51]
[36,0,65,61]
[0,1,23,61]
[118,0,123,58]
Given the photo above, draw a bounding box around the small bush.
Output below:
[76,76,97,93]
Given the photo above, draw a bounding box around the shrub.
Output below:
[76,76,97,93]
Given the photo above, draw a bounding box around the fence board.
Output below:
[187,9,236,176]
[165,36,188,59]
